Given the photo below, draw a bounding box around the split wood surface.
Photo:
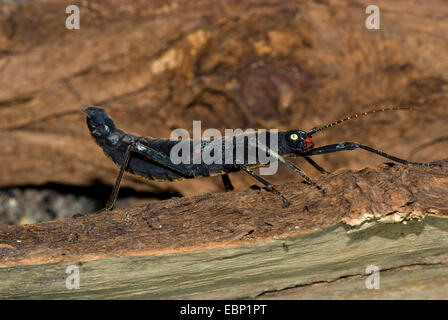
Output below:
[0,161,447,299]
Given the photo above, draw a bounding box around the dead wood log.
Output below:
[0,160,447,299]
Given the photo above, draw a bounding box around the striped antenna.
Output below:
[306,106,414,135]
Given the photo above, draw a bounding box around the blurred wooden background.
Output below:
[0,0,447,200]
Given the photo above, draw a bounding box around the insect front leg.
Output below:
[304,156,330,174]
[105,142,194,210]
[303,142,443,167]
[235,163,290,207]
[252,140,327,195]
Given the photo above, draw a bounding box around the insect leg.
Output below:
[105,142,194,210]
[221,174,234,191]
[236,163,290,207]
[304,156,330,174]
[252,140,327,195]
[106,144,133,210]
[303,142,443,167]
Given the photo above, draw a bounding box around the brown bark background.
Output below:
[0,0,447,222]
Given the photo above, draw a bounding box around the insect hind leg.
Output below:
[105,142,195,211]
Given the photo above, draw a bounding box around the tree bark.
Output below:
[1,0,448,299]
[0,161,447,298]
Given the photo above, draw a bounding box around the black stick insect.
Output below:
[84,106,442,210]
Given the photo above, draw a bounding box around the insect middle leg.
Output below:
[303,142,443,167]
[304,156,329,174]
[105,142,194,210]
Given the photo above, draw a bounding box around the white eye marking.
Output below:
[108,133,120,145]
[290,133,299,141]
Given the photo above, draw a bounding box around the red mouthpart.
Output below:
[304,137,314,151]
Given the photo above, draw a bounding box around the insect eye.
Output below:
[290,133,299,141]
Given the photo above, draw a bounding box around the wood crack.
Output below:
[250,262,447,299]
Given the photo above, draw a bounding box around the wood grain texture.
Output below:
[0,160,447,299]
[1,0,448,299]
[1,216,448,299]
